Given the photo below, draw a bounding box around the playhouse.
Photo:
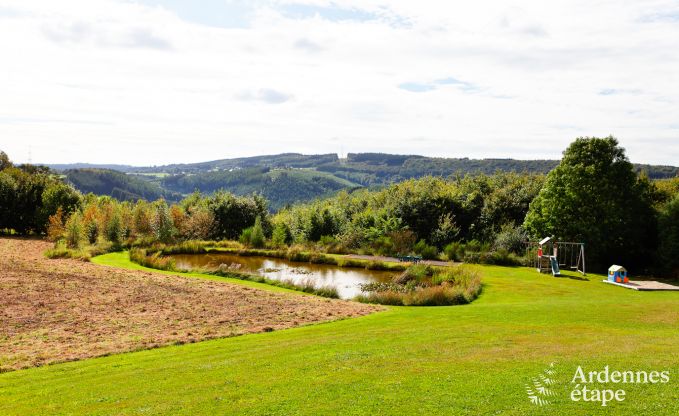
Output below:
[608,265,628,284]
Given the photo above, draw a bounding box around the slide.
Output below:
[549,256,561,276]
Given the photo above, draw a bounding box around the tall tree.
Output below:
[524,137,657,270]
[658,194,679,276]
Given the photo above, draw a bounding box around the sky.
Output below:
[1,0,678,166]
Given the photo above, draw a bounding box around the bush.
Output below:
[106,211,123,245]
[250,216,265,248]
[371,235,394,256]
[84,220,99,245]
[414,239,439,260]
[393,264,434,284]
[287,247,310,262]
[319,235,348,254]
[158,241,209,255]
[388,230,416,255]
[65,214,84,249]
[443,242,464,262]
[46,207,66,242]
[485,248,523,266]
[239,227,253,246]
[271,223,292,247]
[493,224,527,254]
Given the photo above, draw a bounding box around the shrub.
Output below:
[371,235,394,256]
[180,207,215,241]
[46,207,66,242]
[65,213,84,249]
[159,240,209,255]
[319,235,347,254]
[239,227,253,246]
[388,230,416,255]
[153,200,175,243]
[286,246,310,262]
[271,223,292,247]
[84,220,99,245]
[393,264,434,284]
[106,211,123,245]
[443,242,464,262]
[414,239,439,260]
[250,216,265,248]
[493,224,527,255]
[486,248,523,266]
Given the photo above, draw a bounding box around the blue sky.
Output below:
[0,0,678,165]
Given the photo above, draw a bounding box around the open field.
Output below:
[1,251,678,414]
[0,238,377,371]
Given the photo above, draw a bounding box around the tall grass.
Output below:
[355,264,482,306]
[45,241,116,261]
[129,248,177,271]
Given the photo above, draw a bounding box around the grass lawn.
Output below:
[1,256,678,415]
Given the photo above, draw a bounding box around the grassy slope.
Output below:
[1,258,678,415]
[266,168,361,188]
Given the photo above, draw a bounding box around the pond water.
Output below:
[169,253,397,299]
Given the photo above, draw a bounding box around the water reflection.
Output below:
[170,253,396,299]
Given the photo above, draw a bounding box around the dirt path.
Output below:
[343,254,455,267]
[0,238,379,372]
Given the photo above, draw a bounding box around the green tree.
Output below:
[0,151,12,171]
[271,222,292,247]
[153,200,175,243]
[658,194,679,276]
[207,191,269,240]
[106,211,123,244]
[250,216,265,248]
[524,137,657,270]
[65,213,84,248]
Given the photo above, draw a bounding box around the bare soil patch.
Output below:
[0,238,378,372]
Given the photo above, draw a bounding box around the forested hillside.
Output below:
[53,152,678,210]
[65,169,181,202]
[161,167,361,210]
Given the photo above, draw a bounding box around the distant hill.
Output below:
[49,163,139,173]
[64,169,181,202]
[160,167,361,210]
[49,152,679,180]
[54,153,678,210]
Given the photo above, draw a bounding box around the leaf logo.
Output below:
[526,362,558,406]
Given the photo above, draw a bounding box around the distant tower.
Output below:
[28,145,32,165]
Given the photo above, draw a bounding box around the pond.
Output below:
[169,253,397,300]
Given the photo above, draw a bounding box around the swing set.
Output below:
[525,237,586,276]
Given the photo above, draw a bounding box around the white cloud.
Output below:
[0,0,678,165]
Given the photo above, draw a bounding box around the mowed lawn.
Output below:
[1,255,678,415]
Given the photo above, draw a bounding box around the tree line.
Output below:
[2,138,678,277]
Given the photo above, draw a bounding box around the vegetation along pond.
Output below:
[170,253,396,299]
